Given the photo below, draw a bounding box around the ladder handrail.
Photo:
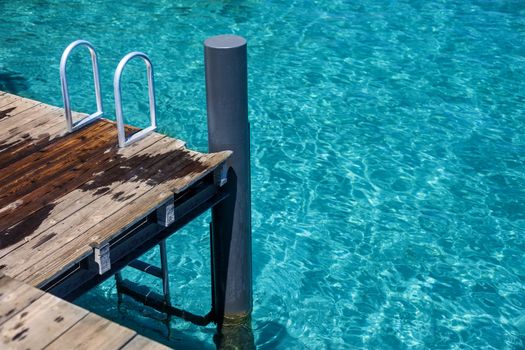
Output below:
[60,39,104,132]
[114,52,157,148]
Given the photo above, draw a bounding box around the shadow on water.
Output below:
[0,71,29,95]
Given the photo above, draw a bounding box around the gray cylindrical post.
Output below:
[205,34,252,330]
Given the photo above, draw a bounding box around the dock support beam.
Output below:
[205,34,254,348]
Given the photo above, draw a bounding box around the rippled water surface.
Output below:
[1,0,525,348]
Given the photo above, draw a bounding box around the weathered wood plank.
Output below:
[0,122,117,209]
[3,138,189,282]
[0,92,41,108]
[17,151,230,286]
[45,313,136,350]
[0,93,23,109]
[0,289,88,349]
[0,92,231,299]
[0,123,117,208]
[120,335,171,350]
[0,133,166,259]
[0,91,16,98]
[0,119,111,183]
[0,118,107,182]
[0,274,166,350]
[0,137,185,275]
[0,98,42,123]
[0,110,91,170]
[0,102,55,133]
[0,106,67,169]
[0,274,44,326]
[0,125,118,238]
[0,95,66,129]
[0,105,67,142]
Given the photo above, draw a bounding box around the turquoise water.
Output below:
[1,0,525,348]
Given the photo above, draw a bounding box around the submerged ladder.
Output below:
[59,40,214,334]
[115,241,172,333]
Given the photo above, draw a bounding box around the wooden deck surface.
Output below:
[0,90,230,287]
[0,92,231,278]
[0,273,169,350]
[0,90,232,348]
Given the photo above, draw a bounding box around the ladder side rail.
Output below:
[113,51,157,148]
[60,39,104,132]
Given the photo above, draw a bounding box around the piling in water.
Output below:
[204,34,253,345]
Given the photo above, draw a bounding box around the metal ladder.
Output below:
[113,51,157,148]
[115,241,172,334]
[60,41,157,149]
[59,40,212,333]
[60,40,104,132]
[60,39,171,330]
[112,50,170,333]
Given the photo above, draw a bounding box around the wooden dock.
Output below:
[0,274,169,349]
[0,90,233,348]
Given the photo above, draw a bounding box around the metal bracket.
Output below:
[60,40,104,132]
[214,163,228,187]
[156,199,175,227]
[114,52,157,148]
[93,243,111,274]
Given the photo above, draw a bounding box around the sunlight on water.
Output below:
[1,0,524,348]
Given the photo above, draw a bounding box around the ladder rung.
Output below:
[128,259,163,279]
[117,279,212,326]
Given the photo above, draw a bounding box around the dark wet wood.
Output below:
[0,120,111,184]
[0,108,70,169]
[0,134,167,260]
[0,121,115,209]
[19,153,230,286]
[0,274,169,349]
[0,91,231,293]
